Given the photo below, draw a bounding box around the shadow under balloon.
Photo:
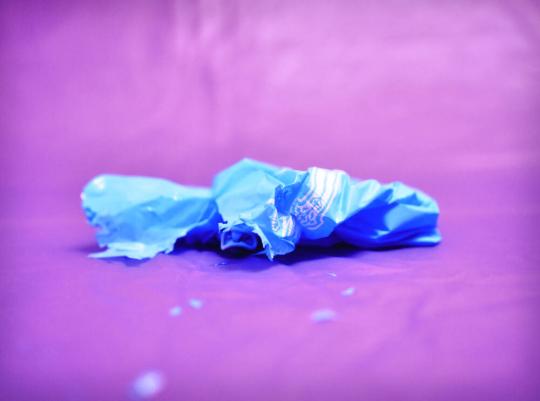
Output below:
[215,242,431,271]
[74,241,365,270]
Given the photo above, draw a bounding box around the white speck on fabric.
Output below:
[341,287,356,297]
[188,299,203,309]
[310,308,336,323]
[132,370,165,399]
[169,306,182,316]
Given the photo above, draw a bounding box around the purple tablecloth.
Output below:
[1,1,539,400]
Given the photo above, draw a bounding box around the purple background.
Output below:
[1,1,540,400]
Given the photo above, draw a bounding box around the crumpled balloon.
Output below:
[81,175,220,259]
[82,159,441,260]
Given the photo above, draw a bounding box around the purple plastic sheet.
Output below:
[1,1,540,401]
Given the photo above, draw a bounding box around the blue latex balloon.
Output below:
[212,159,440,259]
[82,159,440,260]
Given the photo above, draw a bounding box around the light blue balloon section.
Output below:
[82,175,220,259]
[82,159,440,260]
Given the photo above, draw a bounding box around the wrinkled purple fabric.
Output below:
[1,1,539,400]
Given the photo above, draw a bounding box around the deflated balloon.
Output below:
[82,159,440,260]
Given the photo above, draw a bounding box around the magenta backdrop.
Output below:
[1,1,540,400]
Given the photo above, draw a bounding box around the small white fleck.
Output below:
[132,370,164,399]
[310,308,336,323]
[341,287,356,297]
[188,298,203,309]
[169,306,182,316]
[327,272,337,278]
[93,176,106,191]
